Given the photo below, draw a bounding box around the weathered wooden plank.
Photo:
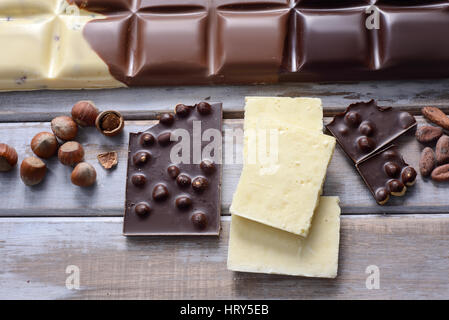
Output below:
[0,117,448,216]
[1,80,449,122]
[0,215,447,300]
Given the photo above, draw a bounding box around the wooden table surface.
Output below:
[0,81,448,299]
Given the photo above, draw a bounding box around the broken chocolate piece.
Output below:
[356,146,416,205]
[124,102,222,236]
[326,100,416,164]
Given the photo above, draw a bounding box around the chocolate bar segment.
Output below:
[378,3,449,76]
[123,102,223,236]
[326,100,416,164]
[356,146,417,205]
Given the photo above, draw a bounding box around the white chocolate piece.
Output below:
[228,197,341,278]
[0,1,124,91]
[231,127,335,236]
[231,97,334,236]
[244,97,323,133]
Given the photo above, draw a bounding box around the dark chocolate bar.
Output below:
[326,100,416,164]
[123,102,223,236]
[356,145,417,205]
[65,0,449,87]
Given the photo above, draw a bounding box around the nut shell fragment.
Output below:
[97,151,118,170]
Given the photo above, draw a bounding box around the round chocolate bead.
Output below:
[357,136,376,153]
[359,121,375,136]
[383,149,398,160]
[196,102,212,115]
[135,202,151,216]
[388,179,405,196]
[375,188,389,205]
[192,176,209,192]
[344,111,361,127]
[131,174,147,187]
[176,174,191,188]
[159,113,174,126]
[191,212,208,229]
[200,160,216,174]
[399,112,415,129]
[402,166,417,186]
[167,165,180,179]
[133,151,151,166]
[175,196,192,210]
[338,126,349,136]
[152,184,169,201]
[140,133,155,146]
[384,162,401,178]
[175,104,191,118]
[157,132,172,146]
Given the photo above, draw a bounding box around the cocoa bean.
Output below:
[436,135,449,164]
[419,147,436,177]
[431,164,449,182]
[422,106,449,130]
[415,125,443,144]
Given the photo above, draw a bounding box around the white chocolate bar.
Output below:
[0,0,123,91]
[227,196,341,278]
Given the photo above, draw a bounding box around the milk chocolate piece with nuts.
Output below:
[356,146,416,205]
[123,102,222,236]
[326,100,416,164]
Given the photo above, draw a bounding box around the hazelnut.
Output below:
[51,116,78,141]
[152,184,169,201]
[0,143,18,172]
[135,202,151,216]
[71,100,100,127]
[71,162,97,187]
[192,176,209,192]
[196,102,212,115]
[175,104,191,117]
[175,196,192,210]
[58,141,84,166]
[31,132,58,159]
[159,113,175,126]
[191,212,208,229]
[97,151,118,170]
[95,110,124,137]
[20,157,46,186]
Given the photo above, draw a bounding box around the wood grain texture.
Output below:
[0,216,447,300]
[1,80,449,122]
[0,117,447,216]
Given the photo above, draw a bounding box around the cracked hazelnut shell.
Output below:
[0,143,18,172]
[58,141,84,166]
[71,101,100,127]
[31,132,58,159]
[20,157,47,186]
[95,110,124,137]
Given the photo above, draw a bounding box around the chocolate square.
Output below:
[356,145,417,205]
[378,3,449,71]
[326,100,416,164]
[123,102,223,236]
[131,11,210,85]
[81,13,133,82]
[214,8,290,82]
[294,7,373,72]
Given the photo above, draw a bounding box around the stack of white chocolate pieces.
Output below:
[227,97,341,278]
